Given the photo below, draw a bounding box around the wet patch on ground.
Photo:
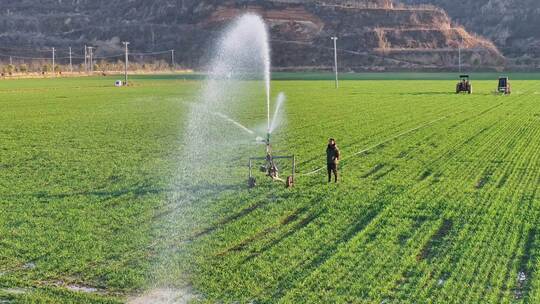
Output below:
[128,287,196,304]
[0,288,31,295]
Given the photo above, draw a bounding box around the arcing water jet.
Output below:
[185,13,294,188]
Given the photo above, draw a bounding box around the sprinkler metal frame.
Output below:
[248,133,295,188]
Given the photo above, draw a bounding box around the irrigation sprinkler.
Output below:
[248,133,295,188]
[249,91,294,189]
[211,111,295,188]
[185,14,295,189]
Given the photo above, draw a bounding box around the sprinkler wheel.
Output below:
[248,177,257,188]
[286,176,294,188]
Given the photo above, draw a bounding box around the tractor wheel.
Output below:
[468,85,472,94]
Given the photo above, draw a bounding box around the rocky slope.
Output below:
[0,0,504,70]
[399,0,540,60]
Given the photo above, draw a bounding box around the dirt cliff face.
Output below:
[200,0,503,70]
[0,0,504,70]
[399,0,540,60]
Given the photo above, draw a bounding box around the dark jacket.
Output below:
[326,144,340,165]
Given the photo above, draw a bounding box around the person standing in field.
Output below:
[326,138,340,183]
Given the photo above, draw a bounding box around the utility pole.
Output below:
[123,42,130,85]
[84,45,87,72]
[171,49,175,70]
[331,36,339,89]
[69,47,73,73]
[52,47,56,77]
[458,37,463,73]
[458,45,462,73]
[88,47,94,73]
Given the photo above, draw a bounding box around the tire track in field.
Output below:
[294,100,467,170]
[383,219,456,302]
[279,193,446,302]
[272,207,383,300]
[202,190,333,251]
[426,105,528,301]
[157,192,275,248]
[368,119,510,300]
[360,213,443,301]
[425,101,538,302]
[193,186,402,302]
[480,118,540,302]
[299,110,466,176]
[416,219,454,262]
[487,114,540,303]
[520,164,540,303]
[392,126,510,300]
[240,207,325,263]
[388,98,532,300]
[269,188,403,302]
[455,101,540,303]
[95,190,280,277]
[342,91,536,302]
[280,100,512,302]
[300,99,503,177]
[277,173,455,302]
[213,205,315,257]
[293,107,438,168]
[379,99,504,185]
[403,101,505,175]
[78,192,299,296]
[466,156,537,302]
[447,101,505,131]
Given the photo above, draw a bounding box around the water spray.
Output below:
[213,112,255,135]
[249,92,295,188]
[187,12,295,188]
[248,19,293,187]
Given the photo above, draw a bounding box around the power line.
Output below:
[0,54,53,60]
[0,37,497,69]
[130,50,172,56]
[0,49,173,61]
[0,46,55,52]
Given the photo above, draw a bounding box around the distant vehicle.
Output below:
[456,75,472,94]
[498,76,511,94]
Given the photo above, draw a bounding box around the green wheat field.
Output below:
[1,73,540,303]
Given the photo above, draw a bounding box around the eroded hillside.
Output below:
[400,0,540,60]
[0,0,504,70]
